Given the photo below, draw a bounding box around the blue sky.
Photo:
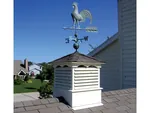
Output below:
[14,0,118,63]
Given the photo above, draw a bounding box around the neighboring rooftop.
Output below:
[14,88,136,113]
[52,51,105,64]
[14,60,28,75]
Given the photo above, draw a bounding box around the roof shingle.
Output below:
[14,60,28,75]
[14,88,136,113]
[52,51,105,64]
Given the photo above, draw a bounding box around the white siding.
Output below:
[87,0,136,90]
[93,40,121,91]
[29,69,41,75]
[29,64,42,75]
[118,0,136,88]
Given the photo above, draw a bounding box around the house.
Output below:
[88,0,136,91]
[14,59,28,79]
[29,63,42,77]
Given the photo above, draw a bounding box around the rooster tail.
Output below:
[80,10,92,24]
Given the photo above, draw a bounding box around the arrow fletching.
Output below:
[86,27,98,32]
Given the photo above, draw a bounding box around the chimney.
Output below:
[24,58,28,71]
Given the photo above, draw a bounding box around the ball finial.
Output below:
[73,43,79,51]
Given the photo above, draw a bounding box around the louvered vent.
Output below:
[55,68,72,90]
[74,67,99,90]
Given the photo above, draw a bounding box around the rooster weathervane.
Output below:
[63,2,98,51]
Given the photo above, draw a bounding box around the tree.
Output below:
[28,61,33,66]
[39,71,46,83]
[37,63,54,85]
[24,74,30,82]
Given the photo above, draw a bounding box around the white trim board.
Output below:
[18,70,26,75]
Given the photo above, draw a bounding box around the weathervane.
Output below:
[63,2,98,51]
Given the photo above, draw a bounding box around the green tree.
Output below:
[38,72,46,83]
[28,61,33,66]
[37,63,54,85]
[14,76,24,85]
[24,74,30,82]
[38,82,52,99]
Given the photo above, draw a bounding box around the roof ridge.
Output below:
[88,32,119,56]
[78,52,105,63]
[52,51,104,64]
[52,52,76,63]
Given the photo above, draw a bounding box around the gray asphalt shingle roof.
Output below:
[52,51,105,64]
[14,88,136,113]
[14,60,28,75]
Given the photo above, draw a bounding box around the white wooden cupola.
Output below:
[52,51,104,110]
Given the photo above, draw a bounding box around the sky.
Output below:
[14,0,118,63]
